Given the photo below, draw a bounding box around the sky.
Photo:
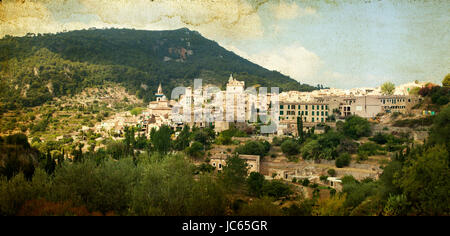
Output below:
[0,0,448,88]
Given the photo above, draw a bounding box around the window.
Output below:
[213,163,216,166]
[326,111,328,116]
[312,117,314,122]
[280,111,284,115]
[321,118,324,122]
[219,163,222,169]
[321,105,324,110]
[321,111,324,116]
[305,111,308,116]
[312,111,315,116]
[305,105,308,110]
[317,105,320,110]
[326,105,328,110]
[280,105,284,109]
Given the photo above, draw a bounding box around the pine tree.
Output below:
[297,116,304,142]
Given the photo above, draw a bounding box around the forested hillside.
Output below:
[0,28,317,112]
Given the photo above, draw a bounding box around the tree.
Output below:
[381,82,395,95]
[238,197,283,216]
[312,195,347,216]
[428,106,450,149]
[342,116,371,139]
[174,125,190,151]
[297,116,304,141]
[262,180,292,199]
[220,153,248,190]
[281,139,300,156]
[301,139,321,161]
[130,107,143,116]
[397,145,450,215]
[106,141,128,160]
[335,153,351,168]
[327,169,336,177]
[150,125,172,154]
[43,151,56,175]
[235,141,268,157]
[443,74,450,87]
[185,142,204,158]
[247,172,266,197]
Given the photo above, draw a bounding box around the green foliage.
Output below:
[235,140,270,158]
[428,105,450,149]
[342,115,372,139]
[397,145,449,215]
[237,197,283,216]
[280,139,300,156]
[106,141,129,160]
[319,175,329,183]
[392,116,434,128]
[383,194,411,216]
[191,127,215,149]
[443,74,450,87]
[131,155,226,216]
[381,82,395,95]
[52,158,140,215]
[194,163,215,174]
[271,136,288,146]
[173,125,190,151]
[130,107,143,116]
[247,172,266,197]
[301,131,348,161]
[327,169,336,177]
[358,142,383,157]
[185,141,204,158]
[150,125,173,154]
[342,179,378,209]
[262,180,293,199]
[335,153,351,168]
[220,154,248,190]
[282,199,315,216]
[301,178,310,187]
[0,134,39,180]
[369,132,389,144]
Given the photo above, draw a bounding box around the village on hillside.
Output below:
[69,74,435,196]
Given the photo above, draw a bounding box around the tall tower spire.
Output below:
[155,83,164,102]
[157,83,163,94]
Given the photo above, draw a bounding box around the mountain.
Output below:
[0,28,317,111]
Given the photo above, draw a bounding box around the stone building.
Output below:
[209,154,260,174]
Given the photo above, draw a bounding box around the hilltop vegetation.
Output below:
[0,28,316,112]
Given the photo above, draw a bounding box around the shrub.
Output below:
[335,153,351,168]
[185,142,204,158]
[342,116,371,139]
[301,178,310,187]
[280,139,300,156]
[327,169,336,177]
[262,180,293,199]
[358,142,382,156]
[235,141,269,157]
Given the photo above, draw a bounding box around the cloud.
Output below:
[272,1,316,20]
[225,43,322,83]
[0,0,266,40]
